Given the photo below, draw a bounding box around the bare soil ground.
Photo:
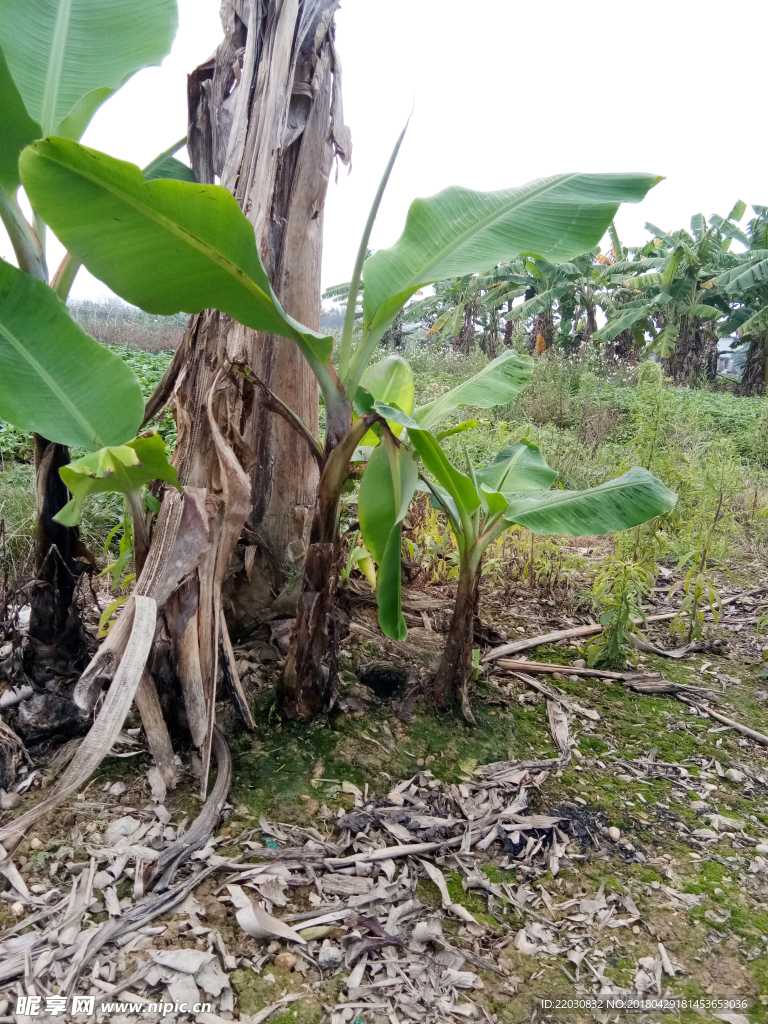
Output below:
[2,555,768,1024]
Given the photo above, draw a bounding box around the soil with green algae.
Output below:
[4,575,768,1024]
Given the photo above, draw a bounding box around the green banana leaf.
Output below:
[55,87,115,141]
[362,172,661,342]
[413,350,533,430]
[645,222,675,246]
[0,258,144,448]
[713,258,768,295]
[502,467,677,535]
[358,443,418,640]
[20,138,334,378]
[709,214,750,248]
[503,285,569,323]
[433,419,483,442]
[144,154,196,184]
[622,272,664,289]
[0,48,40,194]
[358,355,414,442]
[679,304,723,320]
[737,306,768,338]
[0,0,177,136]
[55,431,181,525]
[475,440,558,494]
[593,294,672,342]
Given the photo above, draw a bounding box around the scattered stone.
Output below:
[29,837,43,850]
[725,768,746,783]
[274,952,297,969]
[608,826,621,842]
[317,945,343,969]
[11,902,24,916]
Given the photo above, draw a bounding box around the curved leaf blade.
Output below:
[475,440,558,493]
[144,154,196,183]
[413,350,533,430]
[502,467,677,535]
[377,525,407,641]
[56,431,181,525]
[55,86,115,141]
[363,172,662,336]
[20,138,333,373]
[0,0,178,135]
[0,47,41,194]
[0,257,144,448]
[358,354,414,443]
[358,443,418,640]
[713,258,768,295]
[360,355,415,417]
[407,429,480,520]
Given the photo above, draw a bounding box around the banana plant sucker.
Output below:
[368,414,677,718]
[425,473,510,715]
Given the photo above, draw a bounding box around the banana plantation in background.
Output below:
[323,203,768,395]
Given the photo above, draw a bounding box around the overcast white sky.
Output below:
[10,0,766,300]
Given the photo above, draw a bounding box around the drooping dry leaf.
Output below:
[149,949,214,974]
[236,901,307,944]
[419,858,451,908]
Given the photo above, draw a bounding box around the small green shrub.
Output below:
[585,557,654,668]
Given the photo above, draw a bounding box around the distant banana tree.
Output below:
[501,250,603,354]
[594,216,730,384]
[706,203,768,395]
[404,268,527,355]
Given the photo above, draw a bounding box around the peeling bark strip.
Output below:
[184,0,350,623]
[0,595,157,854]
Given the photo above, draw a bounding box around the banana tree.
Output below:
[707,204,768,395]
[0,0,179,657]
[273,163,660,719]
[359,400,676,717]
[594,217,730,382]
[499,251,604,353]
[0,2,350,842]
[403,267,529,356]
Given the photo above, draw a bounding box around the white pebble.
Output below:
[608,826,621,842]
